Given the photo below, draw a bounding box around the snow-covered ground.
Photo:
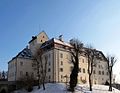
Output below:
[13,83,120,93]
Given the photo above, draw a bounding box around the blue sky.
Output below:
[0,0,120,80]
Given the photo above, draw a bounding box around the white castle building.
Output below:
[8,31,109,85]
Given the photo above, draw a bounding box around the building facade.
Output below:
[8,31,109,85]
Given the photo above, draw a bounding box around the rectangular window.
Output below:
[61,61,63,65]
[26,72,28,76]
[83,68,85,73]
[99,71,101,75]
[102,71,104,75]
[48,68,51,72]
[60,53,63,58]
[106,72,108,75]
[93,70,96,74]
[82,59,84,63]
[60,68,63,72]
[61,75,63,78]
[20,61,23,66]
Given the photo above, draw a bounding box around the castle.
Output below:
[8,31,109,84]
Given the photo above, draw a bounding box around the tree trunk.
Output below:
[109,71,112,91]
[43,82,45,90]
[38,75,40,89]
[89,74,92,91]
[42,76,45,90]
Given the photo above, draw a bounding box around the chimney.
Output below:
[59,35,63,41]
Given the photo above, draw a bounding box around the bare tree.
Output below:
[41,55,48,90]
[17,74,35,92]
[32,49,42,89]
[68,39,83,92]
[107,55,117,91]
[32,48,48,90]
[2,71,5,79]
[85,46,97,91]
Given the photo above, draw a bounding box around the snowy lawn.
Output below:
[13,83,120,93]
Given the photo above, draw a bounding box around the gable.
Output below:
[37,31,49,44]
[96,51,107,61]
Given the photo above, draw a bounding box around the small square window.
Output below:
[93,70,96,74]
[60,68,63,72]
[61,61,63,65]
[48,68,51,72]
[20,62,23,66]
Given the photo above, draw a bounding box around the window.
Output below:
[102,71,104,75]
[48,68,51,72]
[82,59,84,63]
[61,75,63,78]
[93,70,96,74]
[106,72,109,75]
[43,36,44,38]
[94,64,96,67]
[41,40,42,42]
[60,53,63,58]
[26,72,28,76]
[20,61,23,66]
[99,71,101,75]
[60,68,63,72]
[83,68,85,73]
[61,61,63,65]
[94,81,96,84]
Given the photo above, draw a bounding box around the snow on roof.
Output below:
[16,47,32,58]
[53,38,72,47]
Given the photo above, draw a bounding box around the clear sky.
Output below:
[0,0,120,81]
